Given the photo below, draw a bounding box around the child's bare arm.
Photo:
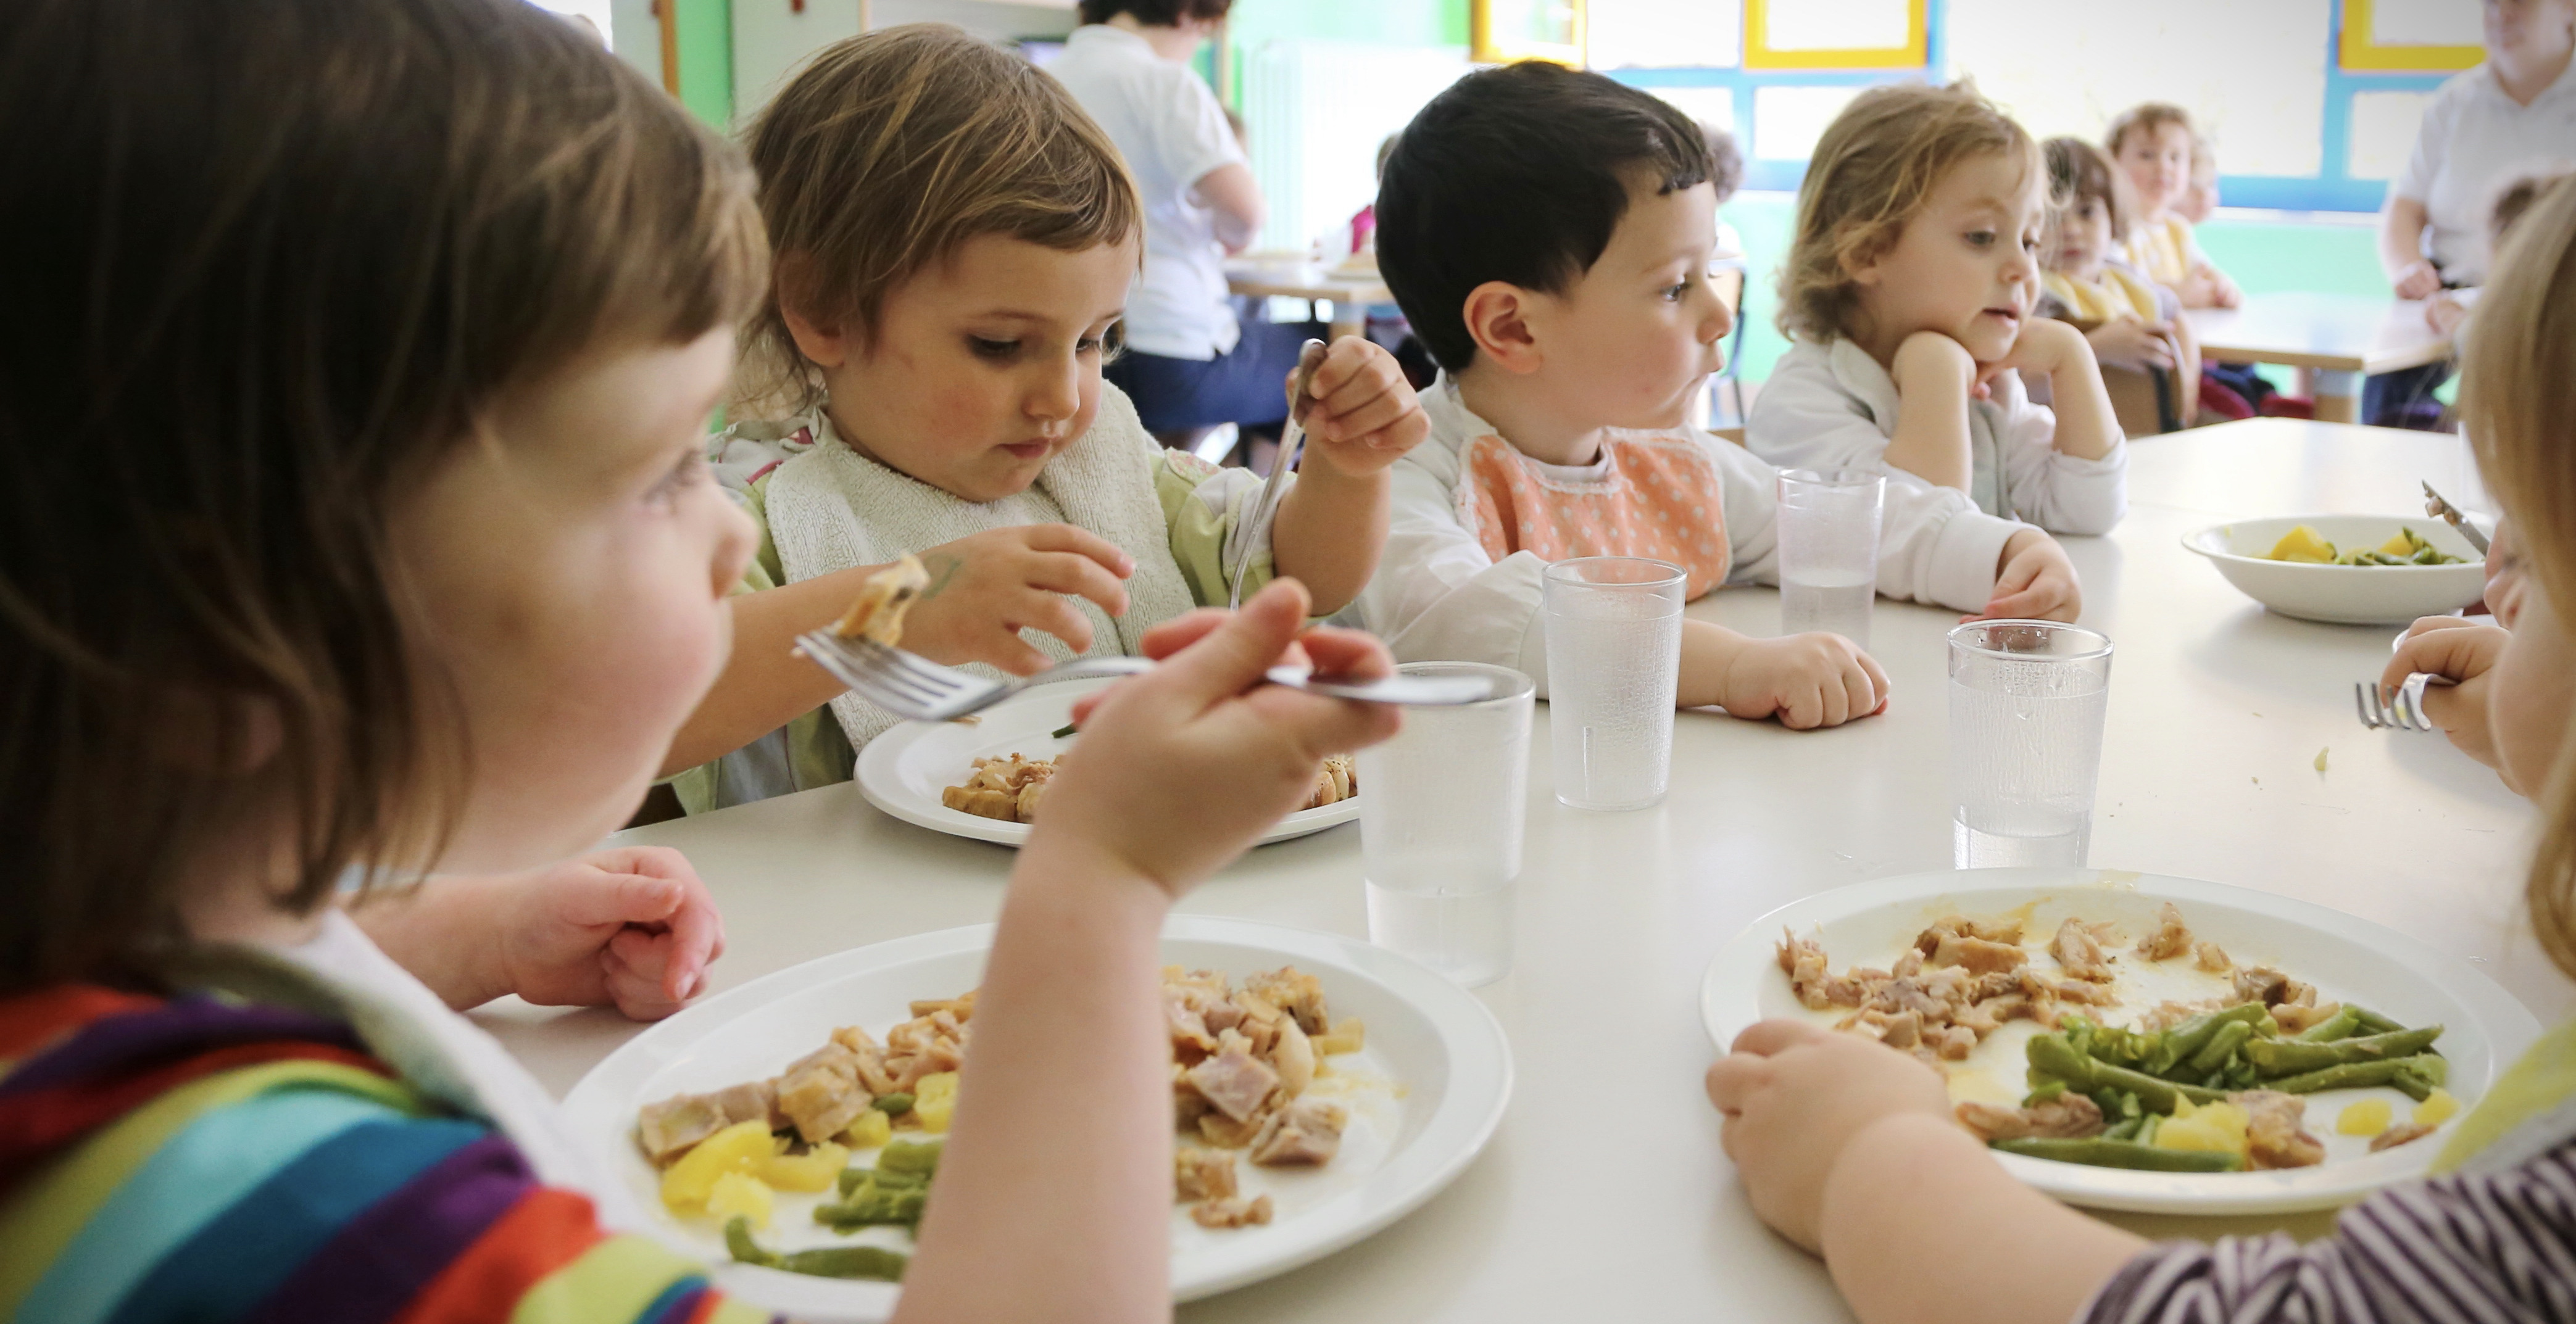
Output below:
[1270,337,1427,614]
[657,526,1136,776]
[1679,619,1889,727]
[893,583,1397,1324]
[1708,1020,2144,1324]
[1884,332,1979,491]
[2006,320,2120,462]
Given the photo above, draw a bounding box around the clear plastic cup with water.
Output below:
[1358,662,1534,987]
[1777,468,1884,648]
[1947,621,2114,869]
[1542,556,1686,811]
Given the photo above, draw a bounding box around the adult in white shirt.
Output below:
[1050,0,1319,445]
[2372,0,2576,426]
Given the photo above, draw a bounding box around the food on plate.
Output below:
[942,751,1357,825]
[831,553,931,643]
[2262,524,2465,566]
[634,964,1371,1281]
[1777,904,2455,1174]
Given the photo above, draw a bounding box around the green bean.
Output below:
[2350,1007,2408,1036]
[726,1216,781,1268]
[871,1092,915,1115]
[779,1245,909,1281]
[2025,1078,2068,1106]
[879,1138,944,1177]
[2104,1115,2144,1141]
[2296,1006,2362,1043]
[1992,1137,2244,1172]
[2030,1034,2226,1112]
[2148,1004,2270,1075]
[2245,1027,2443,1077]
[815,1182,928,1229]
[2189,1020,2255,1075]
[1050,722,1078,740]
[2264,1053,2448,1096]
[2393,1068,2438,1103]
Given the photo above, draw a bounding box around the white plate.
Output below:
[2184,515,2485,625]
[564,917,1512,1320]
[856,677,1361,848]
[1699,867,2540,1214]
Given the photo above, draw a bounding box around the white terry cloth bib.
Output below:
[764,385,1196,750]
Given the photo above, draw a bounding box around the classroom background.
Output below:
[541,0,2481,395]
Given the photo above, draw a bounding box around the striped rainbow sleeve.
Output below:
[0,987,772,1324]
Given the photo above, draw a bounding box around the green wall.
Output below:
[673,0,734,126]
[1219,0,1469,106]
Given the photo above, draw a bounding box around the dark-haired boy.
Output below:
[1350,61,2079,728]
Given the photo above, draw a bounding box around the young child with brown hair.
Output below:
[0,0,1399,1317]
[663,25,1426,811]
[1710,173,2576,1324]
[2106,101,2243,310]
[1747,82,2127,536]
[1359,63,2079,730]
[2035,136,2208,428]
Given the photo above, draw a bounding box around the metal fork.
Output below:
[1228,339,1329,609]
[794,631,1499,723]
[2354,674,2437,732]
[2422,482,2490,554]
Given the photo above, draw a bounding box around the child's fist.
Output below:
[1705,1020,1955,1252]
[898,525,1136,676]
[1295,336,1426,477]
[1719,632,1890,729]
[2383,619,2508,772]
[1969,529,2082,623]
[490,846,727,1020]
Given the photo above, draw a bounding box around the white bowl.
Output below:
[2183,515,2485,626]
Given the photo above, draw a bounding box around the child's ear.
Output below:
[1461,281,1544,375]
[775,255,851,370]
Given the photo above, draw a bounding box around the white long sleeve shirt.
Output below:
[1348,377,2031,696]
[1746,338,2127,537]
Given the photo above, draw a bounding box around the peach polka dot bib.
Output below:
[1455,431,1730,600]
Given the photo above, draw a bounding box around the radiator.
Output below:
[1244,40,1472,254]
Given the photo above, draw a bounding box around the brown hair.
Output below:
[2045,136,2136,247]
[1779,80,2042,342]
[738,25,1142,415]
[2105,102,2194,160]
[0,0,765,991]
[2493,167,2575,244]
[2461,176,2576,979]
[1076,0,1231,23]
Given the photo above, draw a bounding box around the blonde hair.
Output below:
[1779,80,2042,343]
[2459,176,2576,979]
[737,24,1142,415]
[2105,102,2194,160]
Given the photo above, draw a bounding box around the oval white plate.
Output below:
[2184,515,2485,626]
[856,677,1361,848]
[1700,867,2540,1215]
[564,917,1512,1320]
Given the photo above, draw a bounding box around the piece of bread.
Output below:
[832,553,931,645]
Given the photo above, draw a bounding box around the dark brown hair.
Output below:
[1780,80,2040,342]
[0,0,765,991]
[737,24,1142,415]
[1377,60,1710,371]
[1076,0,1231,24]
[2493,168,2575,244]
[2459,177,2576,979]
[2045,136,2136,247]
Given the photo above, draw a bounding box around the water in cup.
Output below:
[1542,558,1687,812]
[1947,621,2114,869]
[1364,854,1513,988]
[1779,568,1874,646]
[1359,662,1533,985]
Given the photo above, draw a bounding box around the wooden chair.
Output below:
[2056,316,2199,437]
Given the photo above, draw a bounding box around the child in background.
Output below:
[0,2,1398,1319]
[2106,101,2242,310]
[1701,121,1748,260]
[2175,136,2220,225]
[1747,83,2128,535]
[1363,63,2080,730]
[2035,137,2213,426]
[1709,175,2576,1324]
[662,27,1426,811]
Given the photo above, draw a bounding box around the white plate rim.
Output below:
[854,677,1361,849]
[1698,867,2542,1215]
[562,916,1513,1315]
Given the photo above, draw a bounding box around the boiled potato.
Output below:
[2337,1098,2393,1137]
[2415,1088,2461,1127]
[915,1072,960,1134]
[841,1110,894,1151]
[762,1140,850,1193]
[707,1170,775,1229]
[2267,525,2337,563]
[660,1119,781,1210]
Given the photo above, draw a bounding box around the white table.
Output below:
[2185,293,2453,424]
[481,418,2545,1322]
[1224,257,1390,343]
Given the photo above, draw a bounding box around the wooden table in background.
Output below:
[2186,292,2452,424]
[486,417,2539,1323]
[1225,257,1390,342]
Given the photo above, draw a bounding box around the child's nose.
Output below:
[1028,355,1081,423]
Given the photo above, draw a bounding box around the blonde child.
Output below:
[1360,63,2080,730]
[1746,83,2129,536]
[2175,135,2220,226]
[663,27,1423,811]
[1710,175,2576,1324]
[2106,101,2243,310]
[0,2,1398,1320]
[2035,136,2206,426]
